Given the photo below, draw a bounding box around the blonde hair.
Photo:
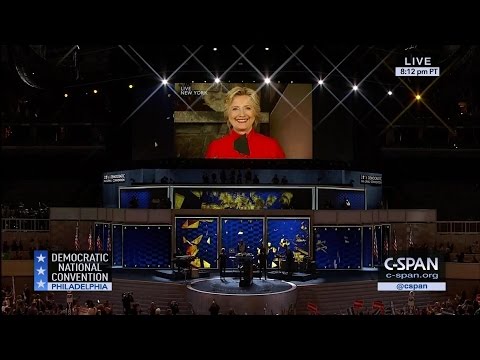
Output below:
[224,86,261,127]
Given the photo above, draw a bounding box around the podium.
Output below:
[237,253,254,287]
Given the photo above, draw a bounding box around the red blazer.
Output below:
[205,129,285,159]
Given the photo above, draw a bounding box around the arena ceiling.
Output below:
[6,44,479,88]
[3,44,480,136]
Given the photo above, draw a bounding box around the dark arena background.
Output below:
[1,44,480,317]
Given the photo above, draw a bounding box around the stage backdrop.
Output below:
[122,225,172,268]
[314,226,362,269]
[363,226,373,268]
[112,224,123,267]
[266,218,310,268]
[103,169,383,210]
[221,218,264,268]
[175,217,218,269]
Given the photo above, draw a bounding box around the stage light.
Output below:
[318,79,324,85]
[214,77,220,84]
[213,47,218,51]
[416,94,421,100]
[458,101,467,114]
[64,93,68,98]
[352,85,358,91]
[387,90,392,95]
[162,79,168,85]
[93,89,98,94]
[264,77,271,84]
[128,84,133,89]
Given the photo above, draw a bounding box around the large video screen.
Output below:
[317,187,366,210]
[173,83,312,159]
[119,186,170,209]
[173,186,314,210]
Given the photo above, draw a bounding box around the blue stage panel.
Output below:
[122,225,172,268]
[175,217,218,269]
[373,225,382,267]
[362,226,373,268]
[314,226,362,269]
[266,218,310,268]
[221,218,264,268]
[112,224,123,267]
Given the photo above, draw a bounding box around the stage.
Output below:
[186,277,297,315]
[110,267,378,284]
[105,267,385,315]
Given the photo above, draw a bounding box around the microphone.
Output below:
[234,134,250,155]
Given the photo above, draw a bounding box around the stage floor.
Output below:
[190,278,293,295]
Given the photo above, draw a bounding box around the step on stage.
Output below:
[155,269,210,281]
[155,269,315,282]
[267,271,316,281]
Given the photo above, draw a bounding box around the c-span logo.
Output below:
[34,250,112,291]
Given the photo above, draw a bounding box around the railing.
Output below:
[436,221,480,234]
[3,219,478,234]
[1,218,49,232]
[1,122,109,147]
[436,222,480,255]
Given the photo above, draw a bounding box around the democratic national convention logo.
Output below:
[34,250,112,291]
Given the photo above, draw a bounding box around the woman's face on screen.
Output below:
[228,95,256,134]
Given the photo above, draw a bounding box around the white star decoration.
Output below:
[36,267,46,275]
[36,254,46,262]
[37,280,45,288]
